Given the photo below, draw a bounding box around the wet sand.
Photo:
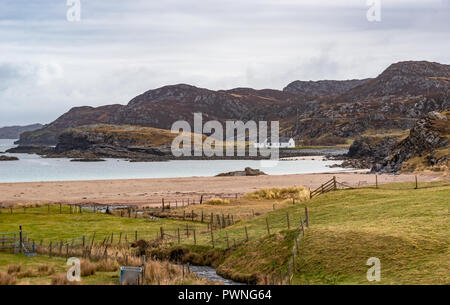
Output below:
[0,172,445,207]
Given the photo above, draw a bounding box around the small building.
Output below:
[253,137,295,149]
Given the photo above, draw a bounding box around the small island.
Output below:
[0,155,19,161]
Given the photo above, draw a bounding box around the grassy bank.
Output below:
[154,180,449,284]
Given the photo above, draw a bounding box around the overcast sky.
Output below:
[0,0,449,126]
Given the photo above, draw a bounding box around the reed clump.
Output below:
[204,198,231,205]
[0,270,16,285]
[7,264,22,274]
[38,264,56,276]
[244,186,310,201]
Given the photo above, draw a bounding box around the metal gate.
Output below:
[0,232,28,253]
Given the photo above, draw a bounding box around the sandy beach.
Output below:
[0,172,445,207]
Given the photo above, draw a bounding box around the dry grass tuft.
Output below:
[7,264,22,274]
[17,269,37,279]
[244,186,310,201]
[95,259,120,272]
[204,198,231,205]
[80,259,96,276]
[0,270,16,285]
[38,264,56,275]
[51,273,77,285]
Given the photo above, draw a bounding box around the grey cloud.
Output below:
[0,0,449,126]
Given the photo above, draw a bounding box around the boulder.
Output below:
[216,167,267,177]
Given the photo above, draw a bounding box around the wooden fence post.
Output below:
[135,231,138,241]
[305,207,309,228]
[226,232,229,249]
[415,175,418,189]
[376,175,378,189]
[160,227,164,240]
[210,230,214,248]
[19,225,23,253]
[286,212,290,230]
[193,229,196,245]
[300,217,305,236]
[162,198,165,211]
[200,195,203,204]
[59,203,62,214]
[266,218,270,235]
[177,228,181,244]
[244,226,249,242]
[201,210,204,223]
[216,214,221,229]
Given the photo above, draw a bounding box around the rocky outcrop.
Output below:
[216,167,267,177]
[6,145,54,155]
[333,136,401,169]
[0,155,19,161]
[0,124,43,139]
[70,158,106,162]
[51,125,169,159]
[373,111,449,173]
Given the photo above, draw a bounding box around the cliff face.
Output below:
[372,111,449,173]
[0,123,42,139]
[15,61,450,146]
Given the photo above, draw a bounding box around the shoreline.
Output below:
[0,172,445,207]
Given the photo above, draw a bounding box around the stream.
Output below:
[180,265,245,285]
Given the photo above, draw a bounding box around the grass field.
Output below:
[158,180,450,284]
[0,205,209,244]
[1,180,449,285]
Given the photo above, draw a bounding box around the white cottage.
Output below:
[253,137,295,148]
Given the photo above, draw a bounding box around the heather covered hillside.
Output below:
[16,61,450,148]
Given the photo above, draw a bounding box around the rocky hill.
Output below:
[283,79,370,97]
[0,123,42,139]
[15,61,450,148]
[17,105,122,145]
[337,61,450,102]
